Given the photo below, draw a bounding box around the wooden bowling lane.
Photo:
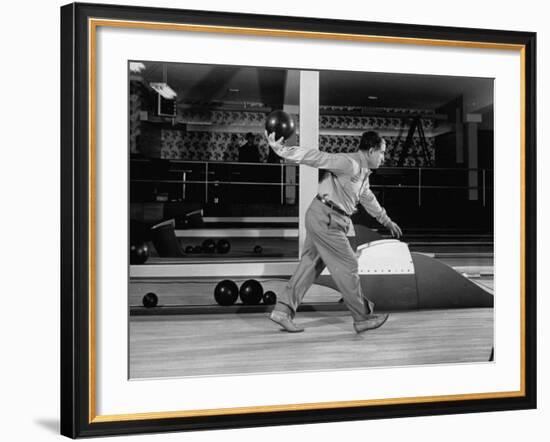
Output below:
[129,308,493,379]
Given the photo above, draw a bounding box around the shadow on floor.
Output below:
[34,418,58,434]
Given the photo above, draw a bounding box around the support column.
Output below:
[298,71,319,255]
[465,114,481,200]
[282,70,300,206]
[455,107,464,164]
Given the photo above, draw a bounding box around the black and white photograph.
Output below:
[128,60,495,379]
[56,2,538,438]
[2,0,546,440]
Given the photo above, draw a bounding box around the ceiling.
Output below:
[135,60,494,114]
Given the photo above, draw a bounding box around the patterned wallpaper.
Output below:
[130,81,436,167]
[160,131,273,162]
[319,134,434,167]
[158,130,434,167]
[179,109,268,126]
[319,113,434,130]
[129,81,144,154]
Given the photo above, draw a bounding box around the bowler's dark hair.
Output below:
[358,131,384,151]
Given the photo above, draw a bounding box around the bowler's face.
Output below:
[366,141,386,169]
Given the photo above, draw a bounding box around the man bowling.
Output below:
[265,130,402,333]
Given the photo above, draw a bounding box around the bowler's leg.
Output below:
[306,207,383,326]
[273,233,325,317]
[313,231,370,322]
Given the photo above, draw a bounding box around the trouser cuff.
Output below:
[274,301,294,318]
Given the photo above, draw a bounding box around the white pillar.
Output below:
[298,71,319,255]
[282,71,300,206]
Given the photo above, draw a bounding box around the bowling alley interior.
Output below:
[128,60,494,379]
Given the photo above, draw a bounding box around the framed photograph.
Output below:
[60,2,536,438]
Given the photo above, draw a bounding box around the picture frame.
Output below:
[60,2,537,438]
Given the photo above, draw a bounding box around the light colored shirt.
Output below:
[272,145,392,226]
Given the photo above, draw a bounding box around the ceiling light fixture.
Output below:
[150,63,177,99]
[150,82,177,99]
[129,62,146,73]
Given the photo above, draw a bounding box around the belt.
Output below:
[316,195,351,217]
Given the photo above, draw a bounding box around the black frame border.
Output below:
[60,2,537,438]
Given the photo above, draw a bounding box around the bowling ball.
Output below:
[253,245,263,254]
[262,290,277,305]
[142,292,158,308]
[130,241,149,264]
[265,110,296,141]
[214,280,239,306]
[193,245,202,253]
[185,245,194,254]
[216,239,231,254]
[202,238,216,253]
[239,279,264,305]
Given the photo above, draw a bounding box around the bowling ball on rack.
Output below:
[214,280,239,306]
[202,238,216,253]
[185,245,194,254]
[130,241,149,264]
[239,279,264,305]
[216,239,231,254]
[142,292,158,308]
[262,291,277,305]
[265,110,296,141]
[253,245,263,254]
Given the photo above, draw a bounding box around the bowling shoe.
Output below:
[269,311,305,333]
[353,313,389,333]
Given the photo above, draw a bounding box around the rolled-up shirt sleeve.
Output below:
[359,188,392,227]
[273,145,359,175]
